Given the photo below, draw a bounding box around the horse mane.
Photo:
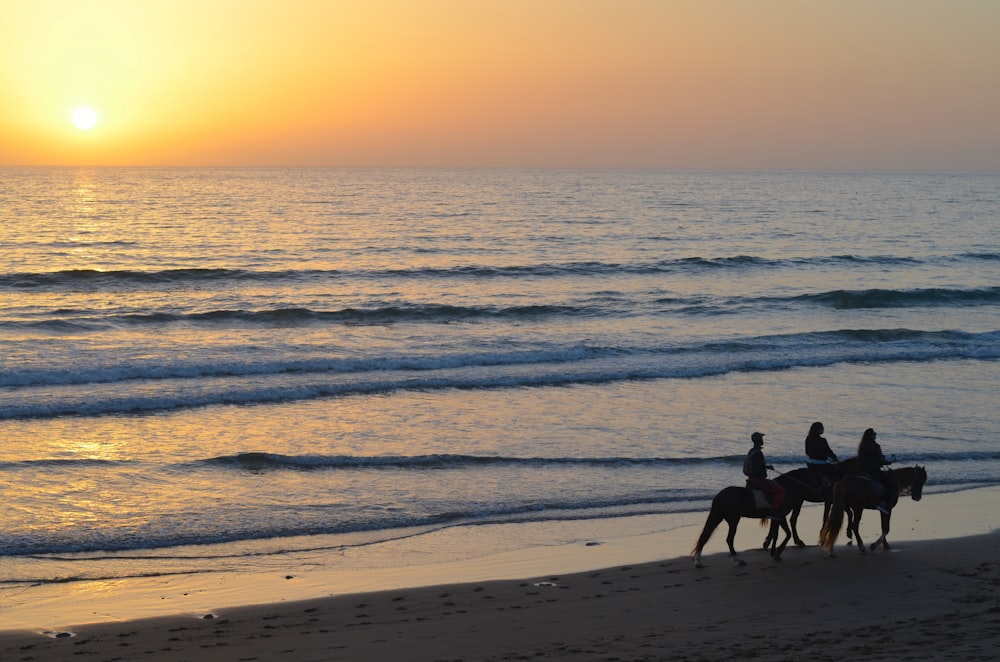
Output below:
[891,464,927,495]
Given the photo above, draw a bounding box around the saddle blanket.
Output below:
[751,489,770,510]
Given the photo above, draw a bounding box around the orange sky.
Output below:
[2,0,998,169]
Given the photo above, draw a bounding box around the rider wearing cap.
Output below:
[744,431,786,520]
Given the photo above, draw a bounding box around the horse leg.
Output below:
[725,515,745,566]
[771,518,792,561]
[790,501,805,547]
[763,499,795,549]
[869,511,891,551]
[851,508,866,554]
[691,505,726,568]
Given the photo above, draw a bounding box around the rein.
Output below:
[772,467,812,489]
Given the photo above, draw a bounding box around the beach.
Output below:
[2,487,997,661]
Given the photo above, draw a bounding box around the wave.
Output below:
[3,328,995,388]
[799,286,1000,309]
[202,450,1000,472]
[961,251,1000,261]
[4,286,999,335]
[0,268,282,289]
[3,470,996,559]
[5,449,996,474]
[3,251,997,290]
[0,304,579,333]
[200,452,733,472]
[0,494,703,557]
[2,329,998,419]
[0,345,601,388]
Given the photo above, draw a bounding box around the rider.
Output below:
[805,421,842,491]
[858,428,896,514]
[744,431,787,520]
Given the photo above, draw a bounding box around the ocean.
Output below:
[1,167,998,591]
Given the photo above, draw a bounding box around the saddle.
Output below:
[805,469,830,499]
[810,471,834,489]
[860,474,886,500]
[750,489,770,510]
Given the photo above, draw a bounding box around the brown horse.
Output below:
[691,485,791,568]
[764,456,863,548]
[819,465,927,556]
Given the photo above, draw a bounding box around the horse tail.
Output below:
[820,479,846,552]
[691,496,725,558]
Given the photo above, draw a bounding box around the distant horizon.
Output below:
[4,164,997,174]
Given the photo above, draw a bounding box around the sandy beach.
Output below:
[2,487,998,661]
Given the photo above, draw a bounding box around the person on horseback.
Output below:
[805,421,842,492]
[858,428,896,514]
[744,431,787,520]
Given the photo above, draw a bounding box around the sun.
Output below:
[71,107,98,130]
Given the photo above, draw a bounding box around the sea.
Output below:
[1,167,998,594]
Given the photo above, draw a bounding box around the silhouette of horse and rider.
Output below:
[691,424,927,567]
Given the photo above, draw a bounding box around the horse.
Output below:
[691,485,792,568]
[764,456,863,548]
[819,465,927,556]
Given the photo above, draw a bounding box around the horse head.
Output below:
[895,465,927,501]
[910,465,927,501]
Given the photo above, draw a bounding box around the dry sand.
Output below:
[2,488,998,661]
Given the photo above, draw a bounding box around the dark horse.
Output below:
[764,456,863,548]
[819,465,927,556]
[691,486,791,568]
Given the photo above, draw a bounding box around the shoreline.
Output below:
[1,487,998,659]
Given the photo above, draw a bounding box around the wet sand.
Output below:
[2,488,998,661]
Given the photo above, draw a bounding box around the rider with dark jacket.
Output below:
[745,431,786,520]
[805,421,842,489]
[858,428,896,513]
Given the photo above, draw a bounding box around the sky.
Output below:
[1,0,998,169]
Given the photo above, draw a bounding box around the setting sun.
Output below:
[0,0,997,168]
[71,107,98,130]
